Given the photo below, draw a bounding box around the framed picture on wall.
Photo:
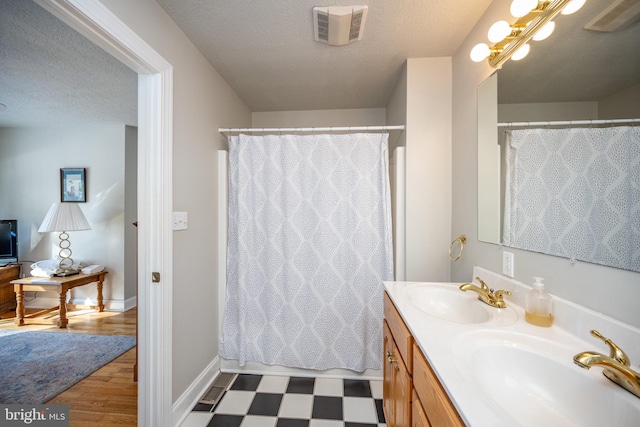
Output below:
[60,168,86,202]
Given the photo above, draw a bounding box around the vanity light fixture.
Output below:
[470,0,586,68]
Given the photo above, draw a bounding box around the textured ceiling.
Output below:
[155,0,494,112]
[1,0,637,128]
[0,0,493,127]
[0,0,138,128]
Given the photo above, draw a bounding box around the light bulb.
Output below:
[562,0,586,15]
[511,43,530,60]
[532,21,555,41]
[470,43,491,62]
[510,0,538,18]
[488,21,512,43]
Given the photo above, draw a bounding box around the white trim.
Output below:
[217,151,228,345]
[122,295,138,312]
[24,296,136,312]
[138,69,174,427]
[172,356,221,427]
[391,147,406,281]
[35,1,174,426]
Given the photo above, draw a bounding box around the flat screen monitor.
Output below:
[0,220,18,264]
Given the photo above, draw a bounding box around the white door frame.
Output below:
[35,1,174,426]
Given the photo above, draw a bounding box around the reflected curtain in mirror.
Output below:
[503,126,640,272]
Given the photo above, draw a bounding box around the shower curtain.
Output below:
[504,126,640,272]
[221,132,394,372]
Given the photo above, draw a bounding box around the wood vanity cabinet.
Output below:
[413,343,465,427]
[383,291,465,427]
[384,292,413,427]
[412,390,430,427]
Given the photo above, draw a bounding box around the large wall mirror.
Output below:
[478,0,640,272]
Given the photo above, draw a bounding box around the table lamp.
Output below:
[38,202,91,276]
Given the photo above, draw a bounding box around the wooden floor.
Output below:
[0,307,138,426]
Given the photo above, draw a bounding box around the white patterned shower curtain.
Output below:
[504,126,640,272]
[220,133,394,372]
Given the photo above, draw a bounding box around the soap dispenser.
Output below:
[525,277,553,327]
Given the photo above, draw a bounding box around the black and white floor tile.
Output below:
[181,374,386,427]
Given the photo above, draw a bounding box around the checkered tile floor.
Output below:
[181,374,387,427]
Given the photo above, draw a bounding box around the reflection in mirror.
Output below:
[477,0,640,272]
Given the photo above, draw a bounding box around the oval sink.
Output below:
[402,283,515,324]
[454,331,640,426]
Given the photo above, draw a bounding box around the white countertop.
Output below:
[384,267,640,427]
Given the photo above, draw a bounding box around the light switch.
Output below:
[173,212,188,230]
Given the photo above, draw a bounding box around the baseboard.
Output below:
[121,295,137,311]
[172,355,221,427]
[23,295,133,312]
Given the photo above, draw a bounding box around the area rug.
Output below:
[0,331,136,404]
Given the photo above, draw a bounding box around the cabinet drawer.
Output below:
[384,291,413,374]
[413,344,465,427]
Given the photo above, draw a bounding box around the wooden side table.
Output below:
[0,264,20,315]
[11,271,107,328]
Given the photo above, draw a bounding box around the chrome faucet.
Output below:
[459,276,511,309]
[573,330,640,398]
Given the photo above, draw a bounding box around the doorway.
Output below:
[34,1,174,425]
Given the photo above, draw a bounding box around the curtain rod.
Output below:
[498,118,640,128]
[219,125,405,134]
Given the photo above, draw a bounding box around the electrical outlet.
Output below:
[502,251,514,277]
[172,212,188,231]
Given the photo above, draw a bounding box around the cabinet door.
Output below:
[412,391,431,427]
[384,292,413,373]
[395,349,411,427]
[413,344,465,427]
[384,320,412,427]
[383,321,395,425]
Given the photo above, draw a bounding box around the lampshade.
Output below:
[38,203,91,233]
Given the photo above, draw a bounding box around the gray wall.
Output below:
[0,124,136,309]
[98,0,252,402]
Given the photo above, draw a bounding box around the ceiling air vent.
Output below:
[584,0,640,32]
[313,5,368,46]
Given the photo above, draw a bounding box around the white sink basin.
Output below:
[453,331,640,426]
[403,283,516,325]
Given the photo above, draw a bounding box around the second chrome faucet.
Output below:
[459,276,511,309]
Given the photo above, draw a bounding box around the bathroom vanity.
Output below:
[383,291,464,426]
[382,267,640,427]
